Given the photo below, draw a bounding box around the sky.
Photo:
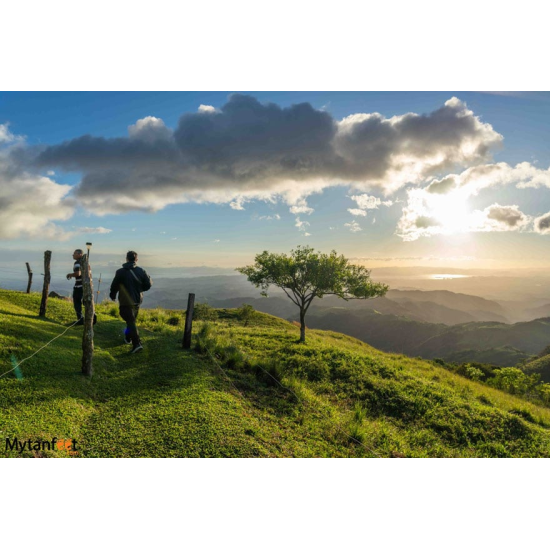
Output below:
[1,91,550,272]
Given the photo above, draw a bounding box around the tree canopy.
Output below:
[237,246,389,341]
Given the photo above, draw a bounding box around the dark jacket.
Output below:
[110,262,152,306]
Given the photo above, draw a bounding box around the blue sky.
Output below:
[1,91,550,271]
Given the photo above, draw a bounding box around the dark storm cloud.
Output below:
[33,94,503,214]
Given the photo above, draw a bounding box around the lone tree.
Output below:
[237,246,389,342]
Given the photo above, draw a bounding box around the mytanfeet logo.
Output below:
[5,437,78,456]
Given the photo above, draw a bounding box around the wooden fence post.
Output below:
[182,293,195,349]
[81,256,94,376]
[25,262,33,294]
[39,251,51,317]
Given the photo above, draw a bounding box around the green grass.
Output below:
[1,289,550,457]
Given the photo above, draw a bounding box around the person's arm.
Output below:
[141,269,153,291]
[67,263,81,280]
[110,273,120,300]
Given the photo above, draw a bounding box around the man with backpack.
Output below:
[109,251,153,354]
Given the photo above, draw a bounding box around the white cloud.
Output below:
[351,194,381,210]
[198,104,218,113]
[0,123,23,144]
[344,220,362,233]
[347,208,367,217]
[128,116,172,143]
[257,214,281,221]
[295,217,310,232]
[289,204,314,215]
[74,226,113,234]
[396,161,550,241]
[0,128,74,240]
[229,197,247,210]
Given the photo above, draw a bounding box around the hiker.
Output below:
[66,249,85,325]
[66,249,97,326]
[109,251,153,354]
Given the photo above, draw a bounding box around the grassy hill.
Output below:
[1,289,550,457]
[306,308,550,366]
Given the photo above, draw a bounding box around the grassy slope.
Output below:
[1,289,550,457]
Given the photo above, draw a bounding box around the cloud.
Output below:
[229,197,247,210]
[485,204,528,227]
[347,208,367,217]
[0,123,24,144]
[426,175,458,194]
[128,116,172,143]
[534,212,550,235]
[351,194,382,210]
[345,220,362,233]
[427,162,550,196]
[74,226,113,234]
[396,161,550,241]
[289,204,314,215]
[397,190,531,241]
[257,214,281,221]
[295,217,310,232]
[0,127,74,240]
[34,94,503,215]
[348,194,392,218]
[469,204,531,232]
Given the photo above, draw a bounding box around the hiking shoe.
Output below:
[124,335,132,344]
[75,319,84,326]
[130,344,143,354]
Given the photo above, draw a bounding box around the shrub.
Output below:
[237,303,256,326]
[465,364,484,382]
[193,303,218,321]
[167,315,181,326]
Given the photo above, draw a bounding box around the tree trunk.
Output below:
[299,308,306,342]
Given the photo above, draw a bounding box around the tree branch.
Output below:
[281,287,300,307]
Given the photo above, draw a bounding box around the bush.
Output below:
[237,303,256,326]
[167,315,181,326]
[465,364,484,382]
[488,368,539,395]
[193,303,218,321]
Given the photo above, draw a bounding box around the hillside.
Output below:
[1,289,550,457]
[306,308,550,366]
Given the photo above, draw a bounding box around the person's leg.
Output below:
[73,287,83,320]
[120,305,140,347]
[132,305,142,347]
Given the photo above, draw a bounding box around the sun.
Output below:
[431,191,470,233]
